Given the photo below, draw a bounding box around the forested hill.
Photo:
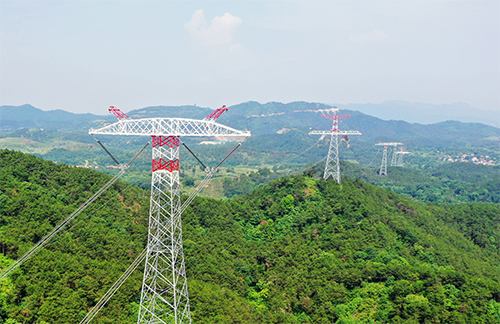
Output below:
[0,150,499,323]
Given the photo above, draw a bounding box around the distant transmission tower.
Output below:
[90,106,249,323]
[394,147,412,167]
[375,142,403,175]
[309,111,362,183]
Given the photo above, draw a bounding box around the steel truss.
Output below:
[309,113,361,184]
[90,116,249,324]
[375,142,403,175]
[89,118,250,138]
[137,135,190,323]
[394,149,412,167]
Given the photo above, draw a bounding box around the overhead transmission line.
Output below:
[47,172,150,249]
[285,135,354,176]
[0,154,27,170]
[279,134,358,173]
[0,142,149,281]
[292,134,367,178]
[79,248,147,324]
[294,155,327,176]
[279,137,323,166]
[179,142,241,213]
[365,148,382,167]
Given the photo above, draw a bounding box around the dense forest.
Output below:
[213,159,500,204]
[0,150,499,323]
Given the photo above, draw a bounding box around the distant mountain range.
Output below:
[0,104,107,131]
[1,102,499,168]
[2,100,498,130]
[341,101,500,128]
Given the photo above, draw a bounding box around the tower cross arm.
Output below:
[309,130,362,136]
[375,142,404,146]
[89,118,251,138]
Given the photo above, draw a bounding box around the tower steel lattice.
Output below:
[375,142,403,175]
[89,107,250,323]
[309,111,361,183]
[390,147,398,166]
[394,147,412,167]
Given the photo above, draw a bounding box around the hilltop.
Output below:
[0,104,106,131]
[0,150,499,323]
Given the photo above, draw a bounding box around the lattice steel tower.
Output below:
[309,112,361,183]
[90,107,250,323]
[394,147,412,167]
[375,142,403,175]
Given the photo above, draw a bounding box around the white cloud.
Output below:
[185,9,242,51]
[349,29,389,43]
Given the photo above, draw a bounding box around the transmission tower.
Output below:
[90,106,250,323]
[394,147,412,167]
[375,142,403,175]
[309,111,362,183]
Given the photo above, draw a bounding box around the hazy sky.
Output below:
[0,0,498,115]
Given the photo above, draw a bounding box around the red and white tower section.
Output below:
[309,112,362,184]
[90,107,250,324]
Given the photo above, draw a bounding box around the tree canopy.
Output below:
[0,150,499,323]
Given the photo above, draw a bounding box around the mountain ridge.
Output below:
[2,101,499,129]
[339,100,500,127]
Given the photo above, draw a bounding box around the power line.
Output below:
[0,143,149,281]
[47,172,149,248]
[80,248,147,324]
[0,168,127,281]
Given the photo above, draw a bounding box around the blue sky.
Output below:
[0,0,498,114]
